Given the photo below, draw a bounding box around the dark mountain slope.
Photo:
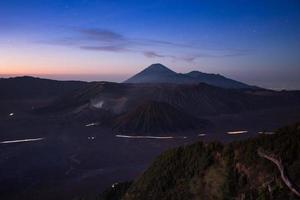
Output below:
[36,81,123,113]
[122,123,300,200]
[0,76,87,100]
[113,101,207,134]
[124,63,193,84]
[39,82,300,118]
[125,63,254,89]
[185,70,254,89]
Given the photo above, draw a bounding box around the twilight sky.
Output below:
[0,0,300,89]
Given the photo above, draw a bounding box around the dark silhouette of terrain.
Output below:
[109,123,300,200]
[1,65,300,200]
[37,80,300,135]
[113,101,207,134]
[125,63,255,89]
[0,76,87,100]
[0,76,87,117]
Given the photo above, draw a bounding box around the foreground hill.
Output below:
[101,123,300,200]
[125,63,254,89]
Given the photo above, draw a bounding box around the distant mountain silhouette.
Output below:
[125,63,193,84]
[185,71,253,89]
[0,76,87,100]
[125,63,254,89]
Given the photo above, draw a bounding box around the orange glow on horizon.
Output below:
[0,44,142,77]
[0,62,133,77]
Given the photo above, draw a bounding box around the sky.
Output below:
[0,0,299,89]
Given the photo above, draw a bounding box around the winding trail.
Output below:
[257,148,300,197]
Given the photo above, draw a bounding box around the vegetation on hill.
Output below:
[99,182,132,200]
[98,122,300,200]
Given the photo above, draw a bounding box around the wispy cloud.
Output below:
[80,45,129,52]
[77,28,125,42]
[40,27,251,62]
[181,51,251,62]
[143,51,165,58]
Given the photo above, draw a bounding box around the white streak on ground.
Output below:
[258,131,275,135]
[115,135,187,139]
[0,138,44,144]
[85,122,99,127]
[226,130,248,135]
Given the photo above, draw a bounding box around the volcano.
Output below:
[113,101,207,135]
[125,63,254,89]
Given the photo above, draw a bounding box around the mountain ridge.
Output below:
[125,63,255,89]
[0,76,88,100]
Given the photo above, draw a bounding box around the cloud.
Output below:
[80,45,129,52]
[133,38,195,49]
[76,28,194,49]
[77,28,125,42]
[182,56,197,62]
[143,51,165,58]
[37,37,80,46]
[40,27,251,61]
[180,50,252,62]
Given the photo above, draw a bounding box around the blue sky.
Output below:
[0,0,300,89]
